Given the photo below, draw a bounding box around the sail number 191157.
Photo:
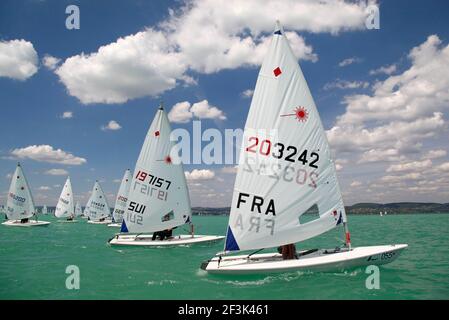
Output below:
[245,136,319,168]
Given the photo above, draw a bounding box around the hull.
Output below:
[107,223,122,228]
[201,244,408,274]
[87,219,112,225]
[109,234,225,247]
[2,220,51,227]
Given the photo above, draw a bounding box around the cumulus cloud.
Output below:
[42,54,61,70]
[424,149,447,160]
[185,169,215,181]
[45,169,69,176]
[38,186,51,191]
[350,181,362,187]
[241,89,254,98]
[11,145,86,165]
[101,120,122,131]
[386,159,432,173]
[168,100,226,123]
[54,0,371,104]
[0,39,38,80]
[338,57,362,67]
[61,111,73,119]
[324,79,369,90]
[369,64,396,76]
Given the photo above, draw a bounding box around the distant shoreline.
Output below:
[192,202,449,216]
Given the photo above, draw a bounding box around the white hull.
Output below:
[87,219,112,225]
[2,220,51,227]
[201,244,408,274]
[107,223,122,228]
[109,234,225,247]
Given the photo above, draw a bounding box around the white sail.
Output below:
[224,22,347,252]
[6,163,36,220]
[75,201,82,217]
[121,106,191,233]
[112,169,132,223]
[87,181,110,221]
[42,205,48,215]
[55,177,75,218]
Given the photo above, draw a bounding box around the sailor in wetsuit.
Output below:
[152,227,176,241]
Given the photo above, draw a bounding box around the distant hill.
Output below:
[192,203,449,216]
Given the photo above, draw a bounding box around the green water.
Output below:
[1,214,448,299]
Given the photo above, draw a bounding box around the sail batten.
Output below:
[224,22,347,252]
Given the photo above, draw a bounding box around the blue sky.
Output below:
[1,0,449,207]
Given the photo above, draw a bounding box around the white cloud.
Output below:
[185,169,215,181]
[38,186,51,191]
[350,181,362,187]
[61,111,73,119]
[386,159,432,173]
[168,100,226,123]
[190,100,226,120]
[358,148,406,164]
[241,89,254,98]
[101,120,122,131]
[11,145,86,165]
[324,79,369,90]
[168,101,193,123]
[338,57,362,67]
[221,166,238,174]
[0,39,38,81]
[54,0,371,104]
[44,169,69,176]
[424,149,447,160]
[380,173,422,183]
[42,54,61,70]
[369,64,396,76]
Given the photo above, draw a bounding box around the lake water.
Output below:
[1,214,448,299]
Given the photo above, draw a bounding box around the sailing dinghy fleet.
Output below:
[1,21,408,275]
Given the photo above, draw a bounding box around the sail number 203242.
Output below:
[245,136,319,169]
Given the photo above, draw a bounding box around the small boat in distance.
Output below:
[2,163,50,227]
[87,181,112,224]
[55,177,77,222]
[108,169,132,228]
[109,105,224,246]
[75,201,82,218]
[200,21,407,274]
[41,205,48,215]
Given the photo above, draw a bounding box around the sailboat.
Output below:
[86,181,112,224]
[2,163,50,227]
[108,169,132,228]
[75,201,82,218]
[42,205,48,215]
[55,176,77,222]
[109,105,224,246]
[200,22,407,274]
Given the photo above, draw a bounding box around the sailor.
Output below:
[278,243,297,260]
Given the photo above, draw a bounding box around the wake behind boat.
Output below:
[2,163,50,227]
[200,21,407,275]
[109,104,224,247]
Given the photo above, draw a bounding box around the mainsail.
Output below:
[42,205,48,215]
[121,106,191,233]
[224,22,347,252]
[55,177,75,218]
[75,201,82,217]
[6,163,36,220]
[112,169,132,223]
[87,181,110,221]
